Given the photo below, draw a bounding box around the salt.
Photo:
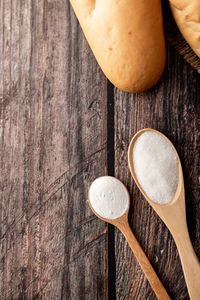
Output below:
[89,176,129,219]
[133,131,178,204]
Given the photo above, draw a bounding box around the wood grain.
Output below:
[114,46,200,300]
[0,1,108,299]
[1,0,200,299]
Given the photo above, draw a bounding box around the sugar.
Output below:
[133,131,178,204]
[89,176,129,219]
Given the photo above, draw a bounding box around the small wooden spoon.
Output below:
[128,128,200,300]
[88,177,171,300]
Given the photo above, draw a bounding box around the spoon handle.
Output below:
[119,223,171,300]
[173,228,200,300]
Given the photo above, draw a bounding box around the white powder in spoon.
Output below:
[89,176,129,219]
[133,131,178,204]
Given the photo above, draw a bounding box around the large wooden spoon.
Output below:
[128,128,200,300]
[88,176,170,300]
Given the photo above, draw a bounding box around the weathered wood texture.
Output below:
[0,1,107,299]
[1,0,200,300]
[114,47,200,299]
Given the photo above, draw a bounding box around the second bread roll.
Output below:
[169,0,200,58]
[70,0,166,93]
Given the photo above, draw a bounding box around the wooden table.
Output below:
[1,1,199,299]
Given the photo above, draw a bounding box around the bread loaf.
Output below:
[70,0,166,93]
[169,0,200,58]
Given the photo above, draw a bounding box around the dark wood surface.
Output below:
[0,1,199,299]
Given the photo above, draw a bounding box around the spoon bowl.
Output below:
[128,128,200,300]
[88,176,170,300]
[88,187,130,227]
[128,128,185,229]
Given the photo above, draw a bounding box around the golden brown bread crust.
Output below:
[169,0,200,58]
[70,0,166,93]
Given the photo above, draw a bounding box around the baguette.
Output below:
[169,0,200,58]
[70,0,166,93]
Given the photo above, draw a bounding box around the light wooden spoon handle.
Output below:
[119,223,171,300]
[173,229,200,300]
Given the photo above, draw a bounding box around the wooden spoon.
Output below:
[88,176,171,300]
[128,128,200,300]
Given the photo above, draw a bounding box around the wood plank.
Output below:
[114,46,200,299]
[0,1,108,299]
[1,0,200,299]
